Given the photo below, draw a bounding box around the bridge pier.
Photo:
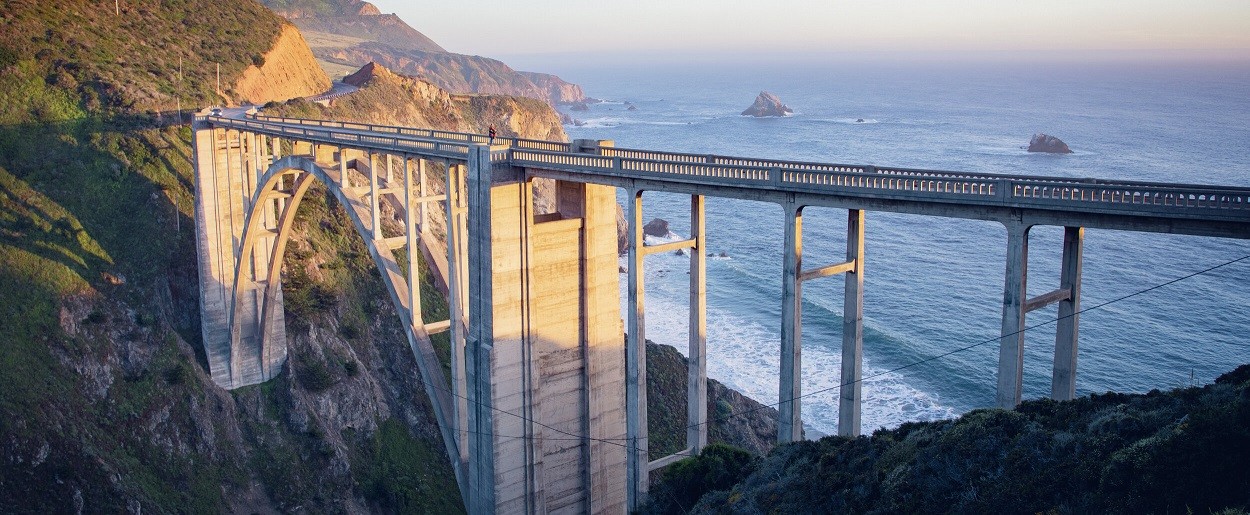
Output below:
[778,205,868,440]
[1051,226,1083,401]
[996,223,1085,408]
[467,143,628,514]
[624,189,713,509]
[778,202,803,443]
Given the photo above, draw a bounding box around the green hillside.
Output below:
[0,0,284,120]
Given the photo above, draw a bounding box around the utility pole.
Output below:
[216,63,220,106]
[176,56,182,123]
[115,0,119,16]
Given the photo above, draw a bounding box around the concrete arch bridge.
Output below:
[192,111,1250,513]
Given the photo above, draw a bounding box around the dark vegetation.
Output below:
[644,364,1250,514]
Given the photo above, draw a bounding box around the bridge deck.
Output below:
[203,114,1250,239]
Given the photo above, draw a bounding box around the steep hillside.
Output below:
[291,14,447,53]
[264,0,383,18]
[282,62,566,141]
[645,365,1250,514]
[233,24,333,105]
[647,342,778,459]
[0,0,313,116]
[256,0,587,105]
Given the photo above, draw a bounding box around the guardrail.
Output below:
[202,115,1250,222]
[251,114,571,153]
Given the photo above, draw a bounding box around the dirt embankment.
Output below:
[233,24,332,105]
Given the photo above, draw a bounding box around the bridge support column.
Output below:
[446,162,470,468]
[839,209,865,437]
[996,222,1031,408]
[778,201,803,443]
[465,147,497,515]
[1051,226,1083,401]
[625,186,648,511]
[688,194,708,453]
[369,152,382,241]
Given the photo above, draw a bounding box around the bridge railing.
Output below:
[202,115,1250,221]
[204,115,476,159]
[514,147,1250,218]
[250,114,572,153]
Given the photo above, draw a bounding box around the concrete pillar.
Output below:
[369,152,381,241]
[446,161,470,466]
[996,222,1031,408]
[688,194,708,452]
[465,147,496,515]
[778,202,803,443]
[839,209,865,437]
[418,158,428,232]
[625,187,648,510]
[1051,226,1084,401]
[335,148,344,186]
[404,157,422,329]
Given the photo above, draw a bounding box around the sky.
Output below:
[366,0,1250,62]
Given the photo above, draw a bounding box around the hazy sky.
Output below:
[366,1,1250,61]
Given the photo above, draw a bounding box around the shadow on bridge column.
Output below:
[467,144,627,514]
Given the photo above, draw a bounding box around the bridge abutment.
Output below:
[193,119,287,389]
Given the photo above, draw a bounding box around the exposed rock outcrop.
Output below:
[519,71,587,104]
[742,91,793,117]
[1028,133,1073,153]
[646,342,778,458]
[643,218,671,238]
[232,24,332,105]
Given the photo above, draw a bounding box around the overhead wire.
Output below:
[407,250,1250,452]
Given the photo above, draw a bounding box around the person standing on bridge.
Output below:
[489,124,497,144]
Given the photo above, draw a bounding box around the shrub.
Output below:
[642,443,757,514]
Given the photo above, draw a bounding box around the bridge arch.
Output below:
[225,156,336,385]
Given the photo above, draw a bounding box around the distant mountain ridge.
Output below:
[257,0,587,105]
[288,14,447,53]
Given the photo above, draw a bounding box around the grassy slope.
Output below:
[0,0,283,116]
[0,1,462,512]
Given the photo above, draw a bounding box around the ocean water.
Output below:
[551,58,1250,435]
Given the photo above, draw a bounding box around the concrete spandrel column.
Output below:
[778,202,803,443]
[404,157,422,328]
[418,158,428,232]
[688,194,708,452]
[446,161,470,466]
[839,209,865,437]
[369,152,381,241]
[1052,226,1084,401]
[996,222,1031,409]
[625,187,648,511]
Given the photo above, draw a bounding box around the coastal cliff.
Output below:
[233,24,332,105]
[257,0,587,105]
[295,61,566,141]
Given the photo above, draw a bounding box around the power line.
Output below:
[404,251,1249,449]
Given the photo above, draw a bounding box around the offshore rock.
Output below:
[741,91,793,117]
[643,218,671,238]
[1028,133,1073,153]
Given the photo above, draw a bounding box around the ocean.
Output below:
[545,57,1250,436]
